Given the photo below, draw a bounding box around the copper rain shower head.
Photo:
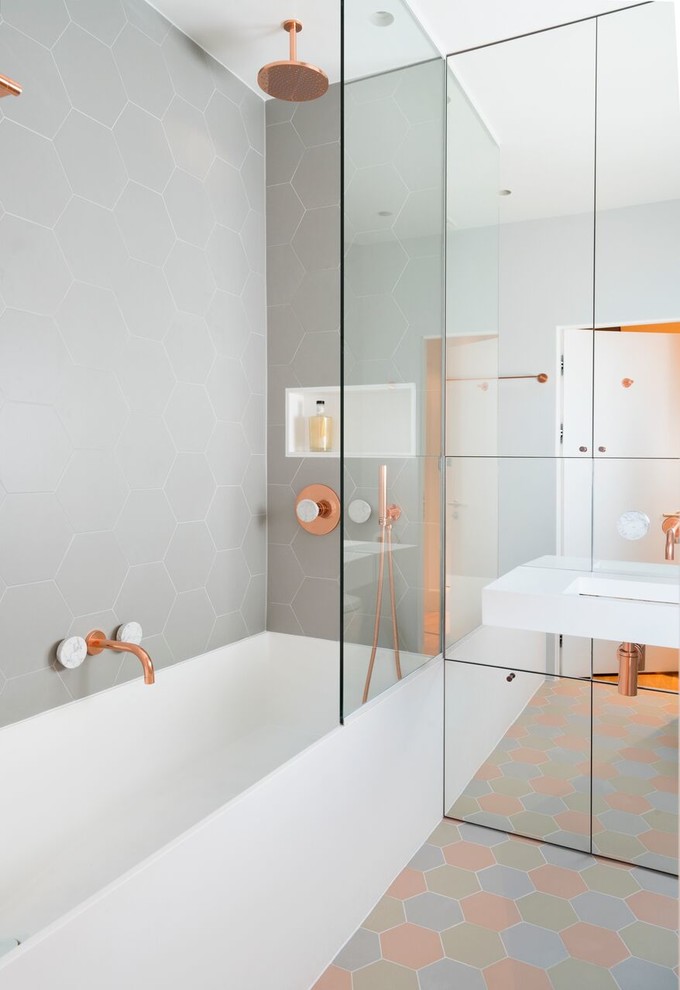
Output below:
[0,74,22,98]
[257,19,329,102]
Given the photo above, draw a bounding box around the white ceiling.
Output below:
[148,0,646,98]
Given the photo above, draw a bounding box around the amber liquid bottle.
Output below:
[309,399,333,452]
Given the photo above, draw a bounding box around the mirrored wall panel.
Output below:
[444,3,679,870]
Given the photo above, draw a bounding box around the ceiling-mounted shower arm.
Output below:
[284,19,302,62]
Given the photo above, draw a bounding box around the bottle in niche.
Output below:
[309,400,333,452]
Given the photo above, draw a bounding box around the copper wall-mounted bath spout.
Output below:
[0,74,22,98]
[86,629,155,684]
[662,515,680,561]
[617,642,645,696]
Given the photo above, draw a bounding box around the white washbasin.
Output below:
[482,557,680,649]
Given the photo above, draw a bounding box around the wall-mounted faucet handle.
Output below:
[116,621,143,645]
[56,636,88,669]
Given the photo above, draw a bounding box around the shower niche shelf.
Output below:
[285,383,416,458]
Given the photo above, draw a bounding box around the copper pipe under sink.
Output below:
[617,642,645,697]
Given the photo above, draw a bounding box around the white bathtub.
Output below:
[0,632,443,990]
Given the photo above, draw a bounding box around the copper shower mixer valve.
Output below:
[295,484,340,535]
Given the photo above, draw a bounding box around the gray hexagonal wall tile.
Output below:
[0,122,71,227]
[0,403,70,492]
[53,24,127,127]
[115,490,176,565]
[268,544,304,605]
[0,582,72,678]
[3,0,68,45]
[206,611,248,651]
[57,450,129,533]
[345,98,408,168]
[292,332,339,387]
[161,27,215,111]
[393,189,443,255]
[205,225,249,295]
[164,314,215,384]
[164,241,215,316]
[206,487,250,551]
[114,259,176,340]
[394,256,442,335]
[205,422,250,486]
[56,367,128,449]
[241,395,265,453]
[56,197,128,290]
[205,549,249,615]
[116,414,175,489]
[266,184,304,247]
[114,104,175,192]
[113,23,174,117]
[164,383,214,452]
[163,95,216,180]
[292,529,339,580]
[345,294,407,362]
[242,334,265,394]
[206,356,249,422]
[0,215,71,314]
[164,588,213,661]
[0,310,69,404]
[345,235,408,297]
[240,88,264,154]
[0,670,73,726]
[66,0,127,44]
[165,522,215,592]
[267,305,304,365]
[291,85,339,147]
[394,119,443,191]
[123,0,170,44]
[206,291,250,358]
[115,562,176,635]
[266,244,305,306]
[0,494,72,586]
[164,453,214,521]
[242,455,266,513]
[55,111,128,209]
[241,148,265,214]
[57,532,127,616]
[205,91,249,169]
[115,183,175,265]
[240,211,264,276]
[240,574,266,634]
[292,144,340,210]
[114,337,174,419]
[164,169,215,248]
[205,158,249,232]
[292,207,340,271]
[266,123,304,184]
[57,283,128,371]
[346,164,408,234]
[242,515,266,576]
[290,270,340,334]
[0,26,71,139]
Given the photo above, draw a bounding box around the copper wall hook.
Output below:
[621,378,634,388]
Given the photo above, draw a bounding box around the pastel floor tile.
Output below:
[352,960,419,990]
[548,956,619,989]
[516,891,579,932]
[529,864,587,898]
[380,923,443,969]
[443,841,495,871]
[626,890,678,929]
[441,922,505,968]
[611,955,679,990]
[478,864,534,898]
[426,864,480,899]
[418,957,486,990]
[493,839,546,871]
[560,921,629,966]
[581,862,641,897]
[362,896,406,933]
[501,921,569,968]
[387,868,427,900]
[460,890,522,931]
[404,891,463,931]
[311,965,352,990]
[620,920,679,967]
[408,844,445,872]
[571,891,637,930]
[333,928,380,971]
[484,957,552,990]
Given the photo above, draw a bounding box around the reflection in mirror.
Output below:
[592,679,678,875]
[445,663,591,851]
[444,3,679,866]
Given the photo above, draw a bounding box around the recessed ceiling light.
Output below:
[370,11,395,27]
[499,189,512,196]
[377,210,392,217]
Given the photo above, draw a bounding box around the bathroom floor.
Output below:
[447,678,678,874]
[314,820,678,989]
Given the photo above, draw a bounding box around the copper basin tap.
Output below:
[85,629,155,684]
